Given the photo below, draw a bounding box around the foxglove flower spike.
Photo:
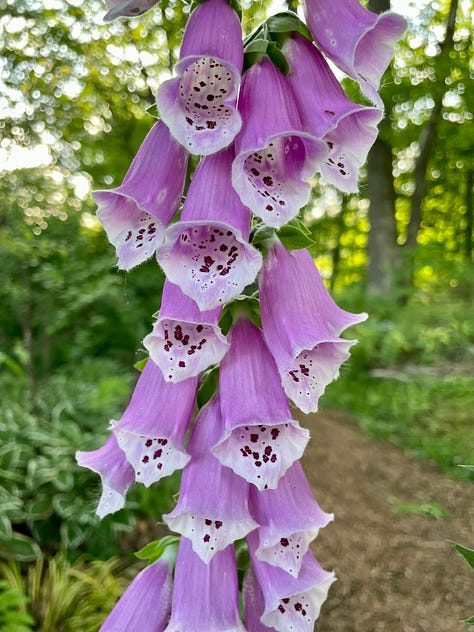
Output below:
[93,122,188,271]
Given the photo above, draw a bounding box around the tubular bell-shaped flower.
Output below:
[249,461,333,577]
[243,566,277,632]
[100,553,173,632]
[212,317,309,491]
[301,0,406,106]
[260,240,367,414]
[112,360,197,487]
[75,433,134,519]
[282,33,383,193]
[232,56,327,228]
[247,532,336,632]
[157,146,262,311]
[165,538,245,632]
[164,396,258,563]
[143,280,229,383]
[93,122,188,271]
[156,0,243,155]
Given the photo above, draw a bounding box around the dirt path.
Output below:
[300,410,474,632]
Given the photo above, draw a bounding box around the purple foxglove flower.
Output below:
[157,147,262,311]
[100,554,173,632]
[282,33,383,193]
[103,0,159,22]
[76,433,134,519]
[249,461,333,577]
[156,0,243,155]
[164,396,258,563]
[143,280,229,383]
[243,566,277,632]
[112,359,197,487]
[302,0,406,106]
[93,121,188,271]
[232,57,327,229]
[165,538,245,632]
[212,318,310,491]
[247,532,336,632]
[260,240,367,414]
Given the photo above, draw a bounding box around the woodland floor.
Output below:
[302,410,474,632]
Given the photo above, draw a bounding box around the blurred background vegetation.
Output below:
[0,0,472,627]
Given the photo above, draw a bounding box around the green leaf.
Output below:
[0,515,12,540]
[196,365,220,409]
[145,102,159,119]
[60,521,87,548]
[277,224,316,250]
[135,535,180,564]
[464,615,474,624]
[244,39,269,54]
[0,533,42,562]
[250,225,275,247]
[266,43,290,76]
[452,542,474,571]
[218,295,261,335]
[133,357,149,372]
[53,469,74,492]
[266,12,311,40]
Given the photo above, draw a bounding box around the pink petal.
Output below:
[112,360,197,487]
[302,0,406,105]
[250,461,333,577]
[165,539,245,632]
[100,557,172,631]
[260,241,367,413]
[143,281,229,383]
[164,397,258,563]
[282,33,383,193]
[212,318,309,490]
[76,433,134,519]
[156,0,243,155]
[248,532,336,632]
[232,57,327,228]
[93,122,188,270]
[157,148,262,310]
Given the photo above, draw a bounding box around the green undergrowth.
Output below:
[0,554,136,632]
[323,276,474,479]
[0,359,180,562]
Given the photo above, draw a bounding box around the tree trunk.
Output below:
[367,136,398,294]
[366,0,398,294]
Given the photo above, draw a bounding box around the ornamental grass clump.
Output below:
[76,0,405,628]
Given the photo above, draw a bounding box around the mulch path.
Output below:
[300,410,474,632]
